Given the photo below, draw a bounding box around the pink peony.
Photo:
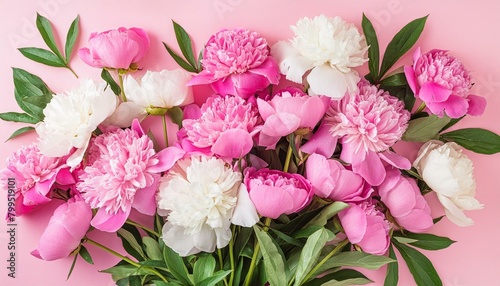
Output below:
[306,153,372,202]
[378,167,433,233]
[257,87,329,149]
[404,48,486,118]
[182,95,261,158]
[31,196,92,261]
[78,120,183,232]
[189,29,280,98]
[244,168,313,219]
[326,80,411,185]
[338,200,391,255]
[0,143,74,215]
[78,27,150,70]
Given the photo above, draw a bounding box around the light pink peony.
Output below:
[404,48,486,118]
[189,29,280,98]
[378,167,433,233]
[338,200,391,255]
[31,196,92,261]
[326,80,411,185]
[244,168,313,219]
[78,120,183,232]
[78,27,150,70]
[306,153,372,202]
[257,87,329,149]
[182,95,261,158]
[0,143,74,215]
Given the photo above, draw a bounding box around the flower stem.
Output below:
[118,73,127,102]
[302,239,349,283]
[415,102,426,113]
[228,226,236,286]
[283,142,293,173]
[125,219,160,237]
[162,114,169,147]
[66,65,79,78]
[217,248,229,286]
[244,218,272,286]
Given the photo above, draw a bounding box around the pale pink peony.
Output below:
[0,143,74,215]
[189,29,280,98]
[244,168,313,219]
[257,87,329,149]
[31,196,92,261]
[378,167,433,233]
[182,95,261,158]
[338,200,391,255]
[78,27,150,70]
[78,120,183,232]
[404,48,486,118]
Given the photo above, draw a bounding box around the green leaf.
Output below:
[383,85,415,111]
[78,245,94,265]
[142,237,163,260]
[439,116,464,132]
[293,225,323,239]
[440,128,500,154]
[163,246,193,286]
[117,228,146,260]
[433,216,445,224]
[253,225,287,286]
[22,93,53,111]
[362,13,379,81]
[101,264,149,282]
[18,47,65,67]
[392,240,442,286]
[379,72,408,86]
[197,270,231,286]
[384,244,398,286]
[35,13,64,60]
[269,228,304,248]
[0,112,39,124]
[65,15,80,63]
[101,69,121,95]
[303,269,372,286]
[312,251,394,277]
[279,207,323,235]
[379,16,428,79]
[193,254,216,285]
[66,253,79,280]
[13,68,52,119]
[294,228,334,286]
[6,126,35,141]
[138,259,167,269]
[393,232,456,251]
[305,201,349,228]
[234,226,253,258]
[163,42,198,73]
[167,106,183,129]
[172,20,198,71]
[402,115,451,142]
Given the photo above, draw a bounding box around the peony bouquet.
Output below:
[2,11,499,286]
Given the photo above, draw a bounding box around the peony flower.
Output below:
[182,95,261,158]
[404,48,486,118]
[244,168,313,219]
[306,153,372,202]
[413,140,482,226]
[157,155,259,256]
[35,79,117,167]
[271,15,368,99]
[31,196,92,261]
[338,200,391,255]
[78,121,183,232]
[325,80,411,185]
[189,29,280,98]
[0,144,74,215]
[378,167,433,232]
[257,87,329,149]
[106,69,194,127]
[78,27,150,70]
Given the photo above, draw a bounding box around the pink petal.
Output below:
[404,65,418,94]
[352,151,385,186]
[359,217,390,255]
[428,94,469,118]
[306,153,336,198]
[212,129,253,158]
[211,77,237,96]
[419,82,452,103]
[300,96,328,129]
[182,104,202,120]
[261,113,301,137]
[412,47,422,63]
[397,209,433,232]
[257,98,276,121]
[338,204,366,244]
[56,168,76,185]
[148,146,186,173]
[188,70,217,86]
[132,176,159,216]
[383,180,416,217]
[248,57,281,84]
[91,207,131,232]
[249,186,294,219]
[228,72,270,98]
[131,119,145,137]
[23,181,53,206]
[467,95,486,116]
[379,151,411,170]
[78,48,104,68]
[300,122,338,158]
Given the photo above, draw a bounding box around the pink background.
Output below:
[1,1,499,285]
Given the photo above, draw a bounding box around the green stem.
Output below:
[415,102,426,113]
[66,65,79,78]
[118,74,127,102]
[283,142,293,173]
[125,219,160,237]
[228,226,235,286]
[162,114,169,147]
[218,248,229,286]
[302,239,349,283]
[244,218,272,286]
[85,238,168,283]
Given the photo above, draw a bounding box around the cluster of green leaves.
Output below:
[163,21,202,73]
[0,13,80,141]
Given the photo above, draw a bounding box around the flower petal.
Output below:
[307,64,348,99]
[419,82,451,103]
[231,184,259,227]
[466,95,486,116]
[271,41,314,83]
[148,146,186,173]
[300,122,338,157]
[212,129,253,158]
[91,206,131,232]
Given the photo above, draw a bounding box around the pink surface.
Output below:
[0,1,499,285]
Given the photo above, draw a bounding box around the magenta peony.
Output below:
[78,27,150,70]
[189,29,280,98]
[244,168,313,219]
[404,48,486,118]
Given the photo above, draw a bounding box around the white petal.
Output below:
[271,41,314,83]
[103,102,147,128]
[194,224,217,252]
[66,138,90,168]
[307,64,347,99]
[231,184,259,227]
[162,222,199,256]
[437,195,474,227]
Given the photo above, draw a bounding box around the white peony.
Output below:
[157,155,258,256]
[271,15,368,99]
[106,69,193,127]
[35,79,117,167]
[413,140,483,226]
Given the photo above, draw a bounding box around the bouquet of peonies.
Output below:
[2,11,499,286]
